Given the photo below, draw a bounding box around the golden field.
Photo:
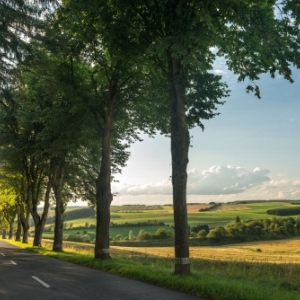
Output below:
[114,237,300,264]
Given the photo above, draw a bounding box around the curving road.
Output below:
[0,240,205,300]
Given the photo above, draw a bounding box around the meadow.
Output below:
[41,201,300,241]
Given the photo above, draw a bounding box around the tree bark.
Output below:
[95,102,114,260]
[168,58,190,275]
[20,208,30,244]
[15,214,22,241]
[52,158,65,252]
[15,201,22,241]
[32,171,52,247]
[3,208,16,240]
[8,220,14,239]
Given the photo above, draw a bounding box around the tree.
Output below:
[108,0,300,274]
[15,40,96,250]
[56,0,164,259]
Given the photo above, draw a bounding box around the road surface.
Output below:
[0,240,206,300]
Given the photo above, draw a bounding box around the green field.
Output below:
[42,225,172,241]
[39,201,300,241]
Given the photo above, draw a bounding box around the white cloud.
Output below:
[115,180,171,195]
[214,69,227,75]
[188,166,270,195]
[222,178,300,201]
[114,165,270,196]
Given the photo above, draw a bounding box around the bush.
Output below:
[113,234,123,241]
[197,229,207,239]
[207,226,227,239]
[190,224,209,234]
[129,230,135,241]
[136,230,152,241]
[82,234,91,243]
[153,228,168,240]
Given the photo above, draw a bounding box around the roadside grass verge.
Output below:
[2,238,300,300]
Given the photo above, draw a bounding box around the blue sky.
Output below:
[111,64,300,206]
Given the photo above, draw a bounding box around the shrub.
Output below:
[82,234,91,243]
[136,230,152,241]
[153,228,168,240]
[207,226,227,239]
[190,224,209,234]
[129,230,135,241]
[113,234,123,241]
[197,229,207,239]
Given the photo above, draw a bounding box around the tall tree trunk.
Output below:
[169,58,190,275]
[20,209,30,244]
[95,105,114,260]
[2,229,7,239]
[15,215,22,241]
[8,220,14,239]
[52,158,65,252]
[3,209,16,240]
[15,202,22,241]
[32,172,52,247]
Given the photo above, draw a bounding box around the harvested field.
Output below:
[115,237,300,264]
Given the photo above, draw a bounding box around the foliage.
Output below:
[190,224,209,234]
[64,208,95,221]
[136,228,174,241]
[0,0,57,86]
[204,216,300,244]
[65,233,91,243]
[267,207,300,216]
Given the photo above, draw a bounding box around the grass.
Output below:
[39,201,300,243]
[2,237,300,300]
[61,201,300,228]
[42,225,172,241]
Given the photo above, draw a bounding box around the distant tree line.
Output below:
[266,207,300,216]
[190,216,300,244]
[110,220,167,228]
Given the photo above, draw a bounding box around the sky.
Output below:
[109,60,300,206]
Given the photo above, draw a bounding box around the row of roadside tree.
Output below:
[1,0,300,275]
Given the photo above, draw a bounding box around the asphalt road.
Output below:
[0,240,206,300]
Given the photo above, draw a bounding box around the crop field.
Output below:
[40,201,300,240]
[116,237,300,264]
[42,225,172,241]
[188,201,300,227]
